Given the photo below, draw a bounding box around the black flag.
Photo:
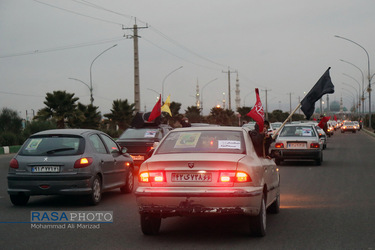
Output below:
[301,67,335,120]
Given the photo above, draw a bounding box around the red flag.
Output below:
[148,95,162,122]
[318,116,330,129]
[246,88,264,132]
[334,115,337,121]
[313,118,317,121]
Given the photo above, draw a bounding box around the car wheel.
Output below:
[267,193,280,214]
[120,168,134,194]
[140,214,161,235]
[249,195,266,237]
[87,175,102,205]
[323,144,326,150]
[316,153,322,166]
[9,194,29,206]
[275,158,281,166]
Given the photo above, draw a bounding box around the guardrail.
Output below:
[0,146,21,155]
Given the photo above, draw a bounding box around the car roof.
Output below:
[31,129,101,136]
[173,126,244,132]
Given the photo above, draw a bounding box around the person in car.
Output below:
[249,121,274,158]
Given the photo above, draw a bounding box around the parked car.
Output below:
[135,126,280,236]
[340,121,357,133]
[116,124,173,167]
[7,129,134,206]
[271,124,323,165]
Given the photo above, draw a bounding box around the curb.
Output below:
[362,128,375,138]
[0,146,21,155]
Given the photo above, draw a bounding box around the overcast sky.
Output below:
[1,0,374,120]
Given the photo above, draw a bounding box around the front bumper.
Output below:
[135,186,263,216]
[7,173,93,196]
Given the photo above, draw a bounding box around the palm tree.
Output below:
[104,99,135,131]
[69,103,101,129]
[36,91,79,129]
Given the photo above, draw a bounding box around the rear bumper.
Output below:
[273,149,321,160]
[7,174,93,196]
[135,186,263,216]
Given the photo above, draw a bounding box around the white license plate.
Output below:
[287,142,307,149]
[32,166,60,173]
[171,173,212,182]
[131,155,144,161]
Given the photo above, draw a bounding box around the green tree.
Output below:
[237,106,252,123]
[104,99,135,131]
[185,106,202,123]
[70,103,101,129]
[207,107,236,126]
[36,90,79,129]
[0,108,23,133]
[22,120,57,139]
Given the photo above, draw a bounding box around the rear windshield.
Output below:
[156,130,246,154]
[119,128,161,139]
[279,126,317,137]
[19,135,85,156]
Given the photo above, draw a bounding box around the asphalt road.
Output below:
[1,130,375,250]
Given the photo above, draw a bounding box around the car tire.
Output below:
[140,214,161,235]
[275,158,282,166]
[9,194,29,206]
[316,152,323,166]
[120,168,134,194]
[267,193,280,214]
[87,175,102,205]
[249,195,266,237]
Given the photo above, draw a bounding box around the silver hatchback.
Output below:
[7,129,134,206]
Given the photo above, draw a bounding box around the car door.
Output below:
[99,133,126,187]
[88,133,116,189]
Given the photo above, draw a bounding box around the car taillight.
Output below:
[139,171,165,183]
[146,146,154,152]
[74,157,93,168]
[310,143,320,148]
[219,171,251,183]
[275,143,284,148]
[10,158,19,169]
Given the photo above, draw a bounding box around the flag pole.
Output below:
[272,103,302,139]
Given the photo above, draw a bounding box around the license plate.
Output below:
[171,173,212,182]
[287,142,307,149]
[32,166,60,173]
[130,155,144,161]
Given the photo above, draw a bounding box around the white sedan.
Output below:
[135,126,280,236]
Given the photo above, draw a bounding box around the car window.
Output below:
[19,135,84,156]
[119,128,161,139]
[279,126,317,137]
[156,130,246,154]
[100,134,120,153]
[89,134,107,154]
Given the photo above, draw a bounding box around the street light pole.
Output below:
[335,35,372,127]
[340,59,365,114]
[89,44,118,105]
[342,82,359,114]
[342,73,361,114]
[161,66,183,102]
[200,78,218,114]
[68,78,92,103]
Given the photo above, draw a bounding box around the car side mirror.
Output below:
[121,147,128,154]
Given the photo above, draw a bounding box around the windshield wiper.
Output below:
[46,147,75,154]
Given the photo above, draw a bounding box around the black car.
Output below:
[116,124,173,167]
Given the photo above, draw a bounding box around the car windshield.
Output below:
[156,130,246,154]
[279,126,317,137]
[119,128,161,139]
[19,135,85,156]
[271,123,282,129]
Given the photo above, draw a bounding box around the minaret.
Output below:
[196,79,200,108]
[235,71,241,110]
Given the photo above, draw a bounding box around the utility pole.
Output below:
[262,89,271,121]
[288,92,293,121]
[235,72,241,110]
[123,19,148,112]
[222,67,236,110]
